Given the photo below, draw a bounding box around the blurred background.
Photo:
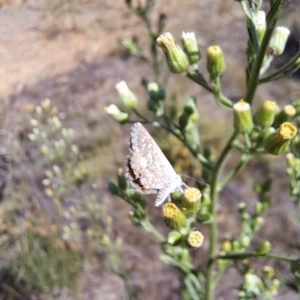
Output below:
[0,0,300,299]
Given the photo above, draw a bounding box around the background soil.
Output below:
[1,0,300,299]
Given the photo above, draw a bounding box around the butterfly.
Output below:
[126,122,186,206]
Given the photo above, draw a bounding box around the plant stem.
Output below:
[205,132,237,300]
[132,109,213,170]
[215,252,296,263]
[185,71,213,93]
[258,51,300,84]
[141,14,162,86]
[212,261,229,288]
[212,77,233,108]
[141,219,165,242]
[219,155,251,190]
[244,0,284,104]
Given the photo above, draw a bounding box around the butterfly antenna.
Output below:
[180,174,209,187]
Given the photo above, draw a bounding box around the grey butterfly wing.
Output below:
[126,122,178,195]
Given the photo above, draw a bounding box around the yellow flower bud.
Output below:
[264,122,297,155]
[254,101,279,128]
[233,99,253,134]
[181,187,201,216]
[187,230,204,248]
[206,45,226,80]
[263,265,275,279]
[162,203,186,230]
[255,241,271,254]
[273,104,296,128]
[222,240,232,253]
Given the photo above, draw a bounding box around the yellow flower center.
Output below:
[234,99,250,111]
[188,231,204,248]
[279,122,297,140]
[207,45,221,56]
[264,100,277,111]
[184,187,202,203]
[163,203,179,219]
[283,105,296,117]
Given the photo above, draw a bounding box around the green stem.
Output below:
[141,219,165,242]
[215,252,296,263]
[258,51,300,84]
[205,132,237,300]
[212,77,233,109]
[185,71,213,93]
[131,6,162,86]
[244,134,251,149]
[132,109,213,170]
[212,261,229,287]
[163,126,212,170]
[148,29,162,86]
[244,0,284,104]
[219,155,251,190]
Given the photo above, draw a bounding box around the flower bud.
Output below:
[206,45,226,80]
[291,259,300,284]
[254,202,264,216]
[187,230,204,248]
[273,104,296,128]
[233,99,253,134]
[255,241,271,254]
[242,273,263,295]
[201,190,211,207]
[254,101,279,128]
[292,99,300,116]
[122,38,142,58]
[181,32,201,64]
[147,99,157,112]
[286,152,296,168]
[179,112,189,130]
[117,172,127,190]
[222,240,232,253]
[147,82,165,101]
[269,278,280,295]
[147,82,165,116]
[198,207,210,222]
[263,122,297,155]
[263,265,275,279]
[238,202,247,214]
[182,187,202,216]
[41,98,51,110]
[251,216,264,232]
[108,182,119,195]
[249,128,260,141]
[240,235,250,248]
[163,203,186,230]
[167,231,182,245]
[104,104,129,123]
[255,11,266,45]
[184,96,197,116]
[157,32,189,73]
[115,81,138,109]
[232,240,240,252]
[269,26,290,56]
